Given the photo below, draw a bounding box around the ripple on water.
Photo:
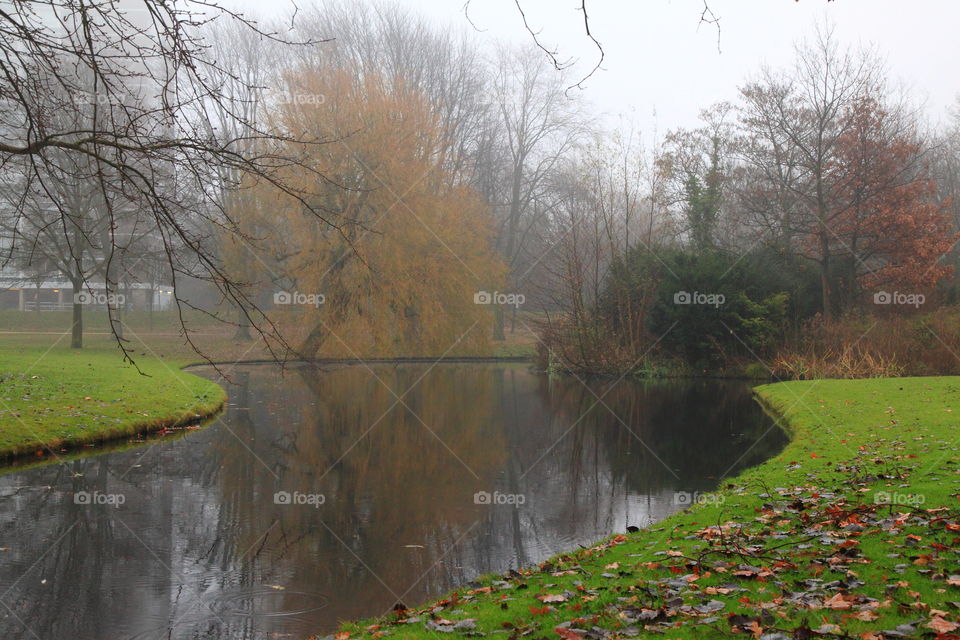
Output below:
[208,587,329,618]
[121,589,329,640]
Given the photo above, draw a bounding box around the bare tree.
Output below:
[200,18,280,341]
[487,46,586,337]
[532,128,677,369]
[0,0,331,364]
[932,98,960,231]
[0,75,161,347]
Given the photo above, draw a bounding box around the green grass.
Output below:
[0,343,226,461]
[336,377,960,639]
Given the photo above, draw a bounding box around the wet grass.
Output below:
[0,342,225,462]
[333,377,960,640]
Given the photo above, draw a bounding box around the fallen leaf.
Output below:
[539,594,567,603]
[928,617,959,633]
[824,593,853,610]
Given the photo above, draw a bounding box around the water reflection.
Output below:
[0,363,786,639]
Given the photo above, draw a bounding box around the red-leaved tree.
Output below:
[827,97,955,299]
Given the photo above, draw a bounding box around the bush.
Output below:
[643,249,790,367]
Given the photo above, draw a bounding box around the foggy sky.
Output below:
[221,0,959,136]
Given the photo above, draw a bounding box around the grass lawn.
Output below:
[0,342,226,460]
[334,377,960,640]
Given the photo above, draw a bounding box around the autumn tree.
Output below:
[828,97,954,297]
[738,28,905,319]
[253,68,505,358]
[287,0,492,189]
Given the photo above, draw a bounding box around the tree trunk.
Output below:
[299,323,326,359]
[495,160,524,343]
[233,303,253,341]
[148,287,154,331]
[71,288,83,349]
[819,230,834,322]
[493,306,505,341]
[69,220,86,348]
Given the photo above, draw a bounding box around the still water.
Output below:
[0,362,786,639]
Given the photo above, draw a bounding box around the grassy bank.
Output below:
[0,343,226,460]
[334,377,960,639]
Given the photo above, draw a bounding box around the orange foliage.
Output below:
[828,97,955,292]
[260,67,505,357]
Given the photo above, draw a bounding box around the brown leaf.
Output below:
[539,594,567,603]
[928,617,959,633]
[824,593,853,610]
[844,610,878,621]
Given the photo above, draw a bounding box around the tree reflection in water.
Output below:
[0,363,785,639]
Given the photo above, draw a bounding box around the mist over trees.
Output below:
[1,0,957,373]
[530,27,959,375]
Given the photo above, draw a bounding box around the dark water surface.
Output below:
[0,363,786,639]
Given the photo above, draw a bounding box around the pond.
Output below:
[0,362,787,640]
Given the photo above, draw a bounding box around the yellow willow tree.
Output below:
[266,68,504,358]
